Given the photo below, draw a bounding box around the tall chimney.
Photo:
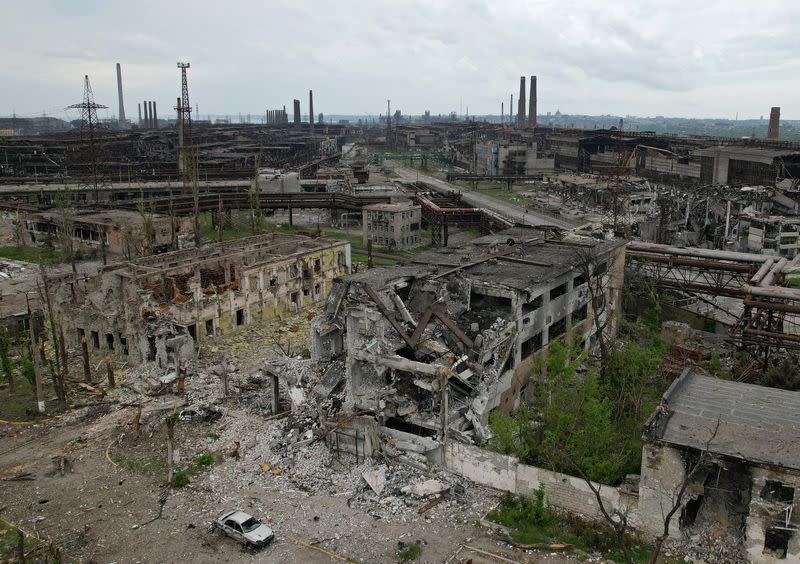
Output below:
[152,101,158,129]
[138,103,142,126]
[501,102,504,124]
[510,94,513,124]
[143,101,150,129]
[528,75,537,128]
[293,99,301,127]
[767,107,780,139]
[309,90,314,131]
[116,63,126,125]
[518,76,526,129]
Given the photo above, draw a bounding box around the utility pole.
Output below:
[176,62,194,190]
[386,99,391,148]
[66,75,107,202]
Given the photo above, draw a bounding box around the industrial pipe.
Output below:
[627,242,771,264]
[750,258,775,284]
[759,257,787,288]
[744,284,800,302]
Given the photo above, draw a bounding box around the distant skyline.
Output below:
[1,0,798,121]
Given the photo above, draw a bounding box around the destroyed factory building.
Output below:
[52,233,351,366]
[641,368,800,562]
[312,228,625,452]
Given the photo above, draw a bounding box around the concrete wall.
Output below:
[444,442,637,526]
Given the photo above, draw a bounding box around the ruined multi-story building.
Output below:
[21,209,194,258]
[52,233,351,366]
[362,202,423,250]
[640,368,800,562]
[474,141,554,176]
[312,228,625,450]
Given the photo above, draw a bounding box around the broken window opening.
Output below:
[761,481,795,504]
[187,323,197,341]
[314,258,321,272]
[574,272,587,287]
[236,309,245,326]
[384,417,437,438]
[205,319,214,337]
[595,261,608,277]
[549,317,567,340]
[119,335,128,356]
[146,336,156,361]
[291,291,299,305]
[90,330,100,349]
[105,333,114,351]
[77,327,85,341]
[550,281,568,300]
[764,527,792,559]
[522,294,542,314]
[521,332,543,359]
[469,291,512,318]
[680,495,704,528]
[573,303,588,323]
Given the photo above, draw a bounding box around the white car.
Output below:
[215,510,274,548]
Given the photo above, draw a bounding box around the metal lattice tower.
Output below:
[176,62,194,193]
[66,74,108,200]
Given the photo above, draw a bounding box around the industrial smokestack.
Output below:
[510,94,513,125]
[138,103,142,126]
[116,63,126,125]
[152,101,158,129]
[309,90,314,130]
[149,101,154,128]
[293,99,301,127]
[767,107,780,139]
[528,75,537,128]
[501,102,504,124]
[518,76,526,129]
[143,101,150,129]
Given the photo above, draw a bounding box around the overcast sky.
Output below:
[2,0,798,121]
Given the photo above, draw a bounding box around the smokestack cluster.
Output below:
[528,75,537,128]
[265,108,288,125]
[140,100,159,128]
[517,76,526,129]
[116,63,126,125]
[767,107,781,139]
[293,99,301,128]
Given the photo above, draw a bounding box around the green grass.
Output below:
[204,431,220,441]
[397,541,422,561]
[171,452,216,488]
[0,520,63,563]
[0,377,40,422]
[351,253,396,266]
[487,492,660,563]
[0,246,65,265]
[114,453,165,477]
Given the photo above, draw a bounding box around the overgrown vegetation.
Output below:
[171,452,216,488]
[0,520,66,563]
[0,246,65,265]
[488,491,658,563]
[396,541,422,561]
[488,296,668,486]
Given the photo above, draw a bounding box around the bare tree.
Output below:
[36,265,66,407]
[12,206,25,247]
[575,246,614,381]
[250,146,264,235]
[165,410,178,484]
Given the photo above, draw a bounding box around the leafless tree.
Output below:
[575,246,614,381]
[36,265,66,407]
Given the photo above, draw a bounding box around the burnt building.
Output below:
[640,368,800,562]
[312,229,626,451]
[51,233,351,367]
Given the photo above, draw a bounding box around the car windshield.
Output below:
[240,518,261,533]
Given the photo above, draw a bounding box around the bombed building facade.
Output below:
[312,228,626,451]
[21,209,195,258]
[51,233,351,367]
[640,369,800,562]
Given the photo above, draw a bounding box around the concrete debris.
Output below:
[362,465,387,495]
[401,479,449,498]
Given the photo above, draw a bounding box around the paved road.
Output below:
[392,164,576,230]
